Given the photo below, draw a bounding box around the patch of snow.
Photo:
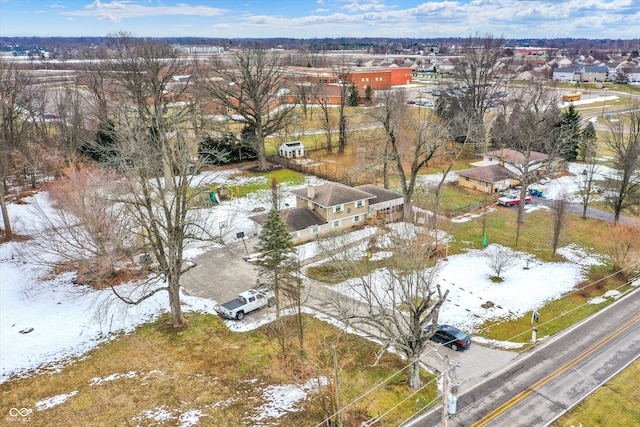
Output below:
[556,243,606,267]
[136,406,174,423]
[178,409,206,427]
[472,336,525,350]
[330,243,593,334]
[588,296,607,305]
[249,378,320,424]
[35,391,78,411]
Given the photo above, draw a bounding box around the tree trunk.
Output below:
[168,274,187,328]
[0,183,13,241]
[408,356,422,390]
[257,138,269,171]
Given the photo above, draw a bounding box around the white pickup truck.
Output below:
[216,289,275,320]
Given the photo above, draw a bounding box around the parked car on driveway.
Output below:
[216,289,275,321]
[426,324,471,351]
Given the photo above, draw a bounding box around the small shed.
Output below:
[279,141,304,158]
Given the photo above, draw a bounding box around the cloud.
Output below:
[64,0,227,22]
[340,0,388,13]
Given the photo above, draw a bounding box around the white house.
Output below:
[553,67,578,81]
[279,141,304,158]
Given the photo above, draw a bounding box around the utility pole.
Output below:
[442,356,448,427]
[434,349,460,426]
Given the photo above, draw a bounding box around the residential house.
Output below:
[354,184,404,223]
[553,67,578,81]
[278,141,304,158]
[457,164,517,193]
[582,65,607,82]
[464,149,567,192]
[249,183,403,244]
[625,68,640,83]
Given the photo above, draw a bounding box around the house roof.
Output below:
[280,141,303,148]
[583,65,606,73]
[249,207,327,233]
[458,165,517,183]
[486,148,549,165]
[355,184,403,206]
[291,183,375,208]
[554,67,577,73]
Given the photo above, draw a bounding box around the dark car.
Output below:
[427,324,471,351]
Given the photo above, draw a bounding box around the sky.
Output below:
[0,0,639,40]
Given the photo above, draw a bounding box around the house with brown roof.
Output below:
[457,164,517,193]
[249,183,403,243]
[355,184,404,223]
[461,149,566,193]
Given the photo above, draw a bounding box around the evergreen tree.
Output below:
[560,104,582,161]
[348,84,359,106]
[80,119,119,165]
[364,85,373,105]
[255,179,294,318]
[580,122,598,161]
[489,113,510,148]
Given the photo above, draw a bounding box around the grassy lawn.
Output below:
[206,168,308,198]
[446,205,635,344]
[553,358,640,427]
[0,313,437,427]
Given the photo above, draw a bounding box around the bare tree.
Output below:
[50,85,93,162]
[368,88,407,189]
[551,191,570,256]
[484,244,519,280]
[327,227,448,390]
[608,224,640,279]
[27,164,132,283]
[197,47,297,171]
[79,34,215,329]
[311,80,337,154]
[601,109,640,223]
[331,61,353,156]
[0,59,41,241]
[446,34,505,153]
[498,83,563,244]
[390,105,449,220]
[575,158,601,219]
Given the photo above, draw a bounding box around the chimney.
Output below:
[307,186,315,199]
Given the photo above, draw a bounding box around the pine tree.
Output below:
[560,104,582,161]
[255,179,294,318]
[580,122,597,161]
[348,84,359,106]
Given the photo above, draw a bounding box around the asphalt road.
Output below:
[403,282,640,427]
[532,197,640,228]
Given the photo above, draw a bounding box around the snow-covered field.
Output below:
[0,163,614,390]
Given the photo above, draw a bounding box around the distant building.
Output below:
[278,141,304,159]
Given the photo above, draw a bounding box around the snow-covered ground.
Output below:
[0,163,614,388]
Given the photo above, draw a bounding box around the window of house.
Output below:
[311,225,319,234]
[333,220,340,228]
[356,200,364,208]
[465,177,469,181]
[353,215,360,223]
[334,204,343,213]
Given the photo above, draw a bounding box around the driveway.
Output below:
[182,236,262,304]
[180,235,520,398]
